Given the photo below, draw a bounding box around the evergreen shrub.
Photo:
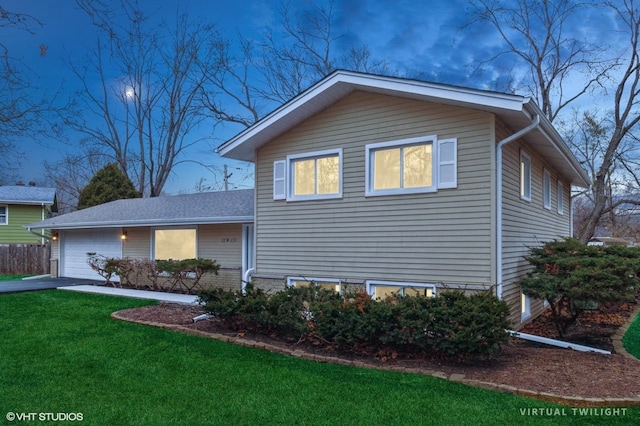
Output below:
[199,284,511,360]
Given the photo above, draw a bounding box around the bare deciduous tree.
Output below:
[0,6,61,182]
[202,0,389,129]
[576,0,640,242]
[469,0,640,243]
[67,0,221,196]
[467,0,611,123]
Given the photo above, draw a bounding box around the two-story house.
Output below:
[217,70,589,325]
[0,185,57,244]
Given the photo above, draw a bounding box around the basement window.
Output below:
[366,280,436,300]
[287,277,341,292]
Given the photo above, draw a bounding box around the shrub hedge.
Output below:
[199,285,511,360]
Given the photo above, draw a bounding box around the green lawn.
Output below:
[623,309,640,359]
[1,291,638,425]
[0,274,31,281]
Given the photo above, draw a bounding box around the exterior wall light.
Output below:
[52,232,58,241]
[121,231,128,241]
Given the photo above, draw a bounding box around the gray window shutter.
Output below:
[438,138,457,189]
[273,160,286,200]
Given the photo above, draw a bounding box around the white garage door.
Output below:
[61,229,123,281]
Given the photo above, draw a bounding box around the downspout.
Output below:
[25,227,52,241]
[495,113,540,299]
[242,268,255,294]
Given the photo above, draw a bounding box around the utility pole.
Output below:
[223,164,233,191]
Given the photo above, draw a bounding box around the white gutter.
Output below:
[495,114,540,299]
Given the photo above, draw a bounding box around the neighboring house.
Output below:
[587,237,632,246]
[25,190,254,289]
[0,185,57,244]
[217,71,590,326]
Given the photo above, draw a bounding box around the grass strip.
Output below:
[623,310,640,359]
[0,274,31,281]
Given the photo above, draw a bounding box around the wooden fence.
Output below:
[0,244,51,275]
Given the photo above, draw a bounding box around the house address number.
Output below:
[221,237,237,243]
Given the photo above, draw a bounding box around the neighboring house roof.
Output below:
[588,237,632,246]
[217,70,590,188]
[25,189,254,230]
[0,185,57,206]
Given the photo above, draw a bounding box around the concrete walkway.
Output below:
[0,277,103,293]
[58,285,200,304]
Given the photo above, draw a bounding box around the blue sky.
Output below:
[2,0,620,194]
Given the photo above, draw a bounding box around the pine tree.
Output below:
[77,163,140,209]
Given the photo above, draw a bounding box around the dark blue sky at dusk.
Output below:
[2,0,623,194]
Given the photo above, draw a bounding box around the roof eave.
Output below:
[25,216,255,230]
[522,102,590,188]
[217,70,529,162]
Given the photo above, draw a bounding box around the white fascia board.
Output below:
[0,200,52,205]
[25,216,255,230]
[217,71,529,161]
[341,72,528,111]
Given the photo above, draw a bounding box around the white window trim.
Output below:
[151,226,198,260]
[365,135,438,197]
[557,180,564,215]
[286,148,343,201]
[0,205,7,225]
[366,280,436,299]
[543,168,551,210]
[287,276,341,292]
[520,150,532,202]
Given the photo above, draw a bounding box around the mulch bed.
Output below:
[112,299,640,404]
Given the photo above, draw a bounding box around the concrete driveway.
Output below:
[0,277,103,294]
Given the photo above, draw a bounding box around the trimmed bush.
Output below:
[86,255,219,294]
[199,285,511,361]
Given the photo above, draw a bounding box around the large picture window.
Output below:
[153,228,196,260]
[287,149,342,201]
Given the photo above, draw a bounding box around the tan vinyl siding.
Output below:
[198,223,242,267]
[121,224,242,268]
[255,91,495,287]
[51,239,60,277]
[122,227,151,258]
[499,119,573,324]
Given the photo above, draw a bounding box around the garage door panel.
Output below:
[61,229,123,281]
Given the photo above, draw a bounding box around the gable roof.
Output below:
[217,70,589,188]
[0,185,57,206]
[25,189,254,230]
